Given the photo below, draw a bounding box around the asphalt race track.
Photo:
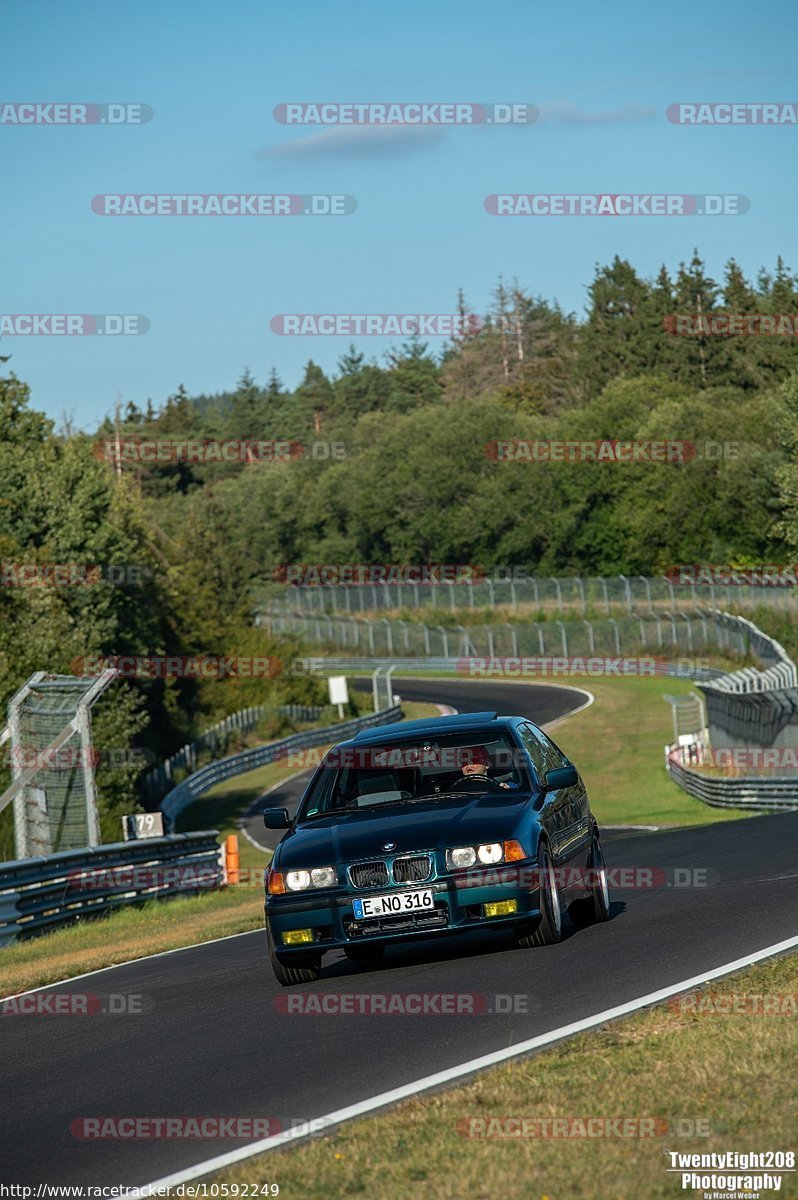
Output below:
[2,679,797,1187]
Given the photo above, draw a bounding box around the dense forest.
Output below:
[96,251,798,578]
[2,250,798,849]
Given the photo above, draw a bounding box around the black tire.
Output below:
[569,831,611,929]
[267,927,322,986]
[518,840,563,948]
[344,943,386,963]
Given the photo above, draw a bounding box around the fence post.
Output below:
[638,575,654,615]
[608,618,621,655]
[619,575,632,615]
[576,577,586,616]
[681,613,694,652]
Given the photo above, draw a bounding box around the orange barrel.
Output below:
[225,834,240,885]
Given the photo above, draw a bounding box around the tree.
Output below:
[226,369,265,441]
[292,361,335,433]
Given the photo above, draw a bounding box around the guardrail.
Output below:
[697,612,798,750]
[665,752,798,812]
[0,832,222,948]
[292,656,728,681]
[142,702,331,803]
[159,705,403,827]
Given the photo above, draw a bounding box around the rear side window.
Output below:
[519,723,570,782]
[518,724,547,782]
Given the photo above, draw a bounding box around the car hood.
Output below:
[274,792,534,869]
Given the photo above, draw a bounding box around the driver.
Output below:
[448,745,510,792]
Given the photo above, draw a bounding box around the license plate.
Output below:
[353,888,435,920]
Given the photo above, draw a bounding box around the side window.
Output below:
[518,724,547,782]
[538,731,569,773]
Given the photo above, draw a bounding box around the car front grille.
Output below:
[349,860,390,889]
[393,854,432,883]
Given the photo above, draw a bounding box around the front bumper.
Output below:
[265,867,543,955]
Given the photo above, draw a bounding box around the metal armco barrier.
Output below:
[698,612,798,751]
[293,656,727,681]
[142,702,331,803]
[666,753,798,812]
[159,705,403,828]
[0,832,222,948]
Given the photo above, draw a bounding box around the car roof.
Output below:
[346,711,516,746]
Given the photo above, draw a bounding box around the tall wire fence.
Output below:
[265,607,748,662]
[263,574,798,618]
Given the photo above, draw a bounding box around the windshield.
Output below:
[297,730,530,821]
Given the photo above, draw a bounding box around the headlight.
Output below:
[446,842,520,870]
[447,846,477,869]
[477,842,503,864]
[285,869,311,891]
[284,866,336,892]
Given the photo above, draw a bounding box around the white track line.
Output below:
[539,683,595,730]
[120,932,798,1196]
[0,928,263,1004]
[239,768,313,853]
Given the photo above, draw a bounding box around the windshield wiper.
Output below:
[410,789,472,802]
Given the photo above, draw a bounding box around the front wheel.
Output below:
[518,841,563,948]
[569,831,611,929]
[267,927,322,986]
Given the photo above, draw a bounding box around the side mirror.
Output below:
[263,807,290,829]
[544,764,578,790]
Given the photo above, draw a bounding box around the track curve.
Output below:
[2,678,797,1187]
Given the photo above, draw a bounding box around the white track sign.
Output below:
[328,675,349,718]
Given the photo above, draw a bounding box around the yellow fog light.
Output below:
[282,928,314,945]
[483,900,518,918]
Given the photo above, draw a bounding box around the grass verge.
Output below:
[544,675,752,827]
[209,949,798,1200]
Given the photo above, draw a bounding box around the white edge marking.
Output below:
[119,932,798,1196]
[539,683,595,731]
[0,927,263,1004]
[239,768,314,853]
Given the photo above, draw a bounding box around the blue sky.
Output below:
[3,0,798,428]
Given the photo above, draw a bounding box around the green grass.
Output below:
[545,676,752,826]
[208,950,798,1200]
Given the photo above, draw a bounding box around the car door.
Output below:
[538,729,591,862]
[517,723,568,862]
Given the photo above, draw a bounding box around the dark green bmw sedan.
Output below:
[263,711,609,985]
